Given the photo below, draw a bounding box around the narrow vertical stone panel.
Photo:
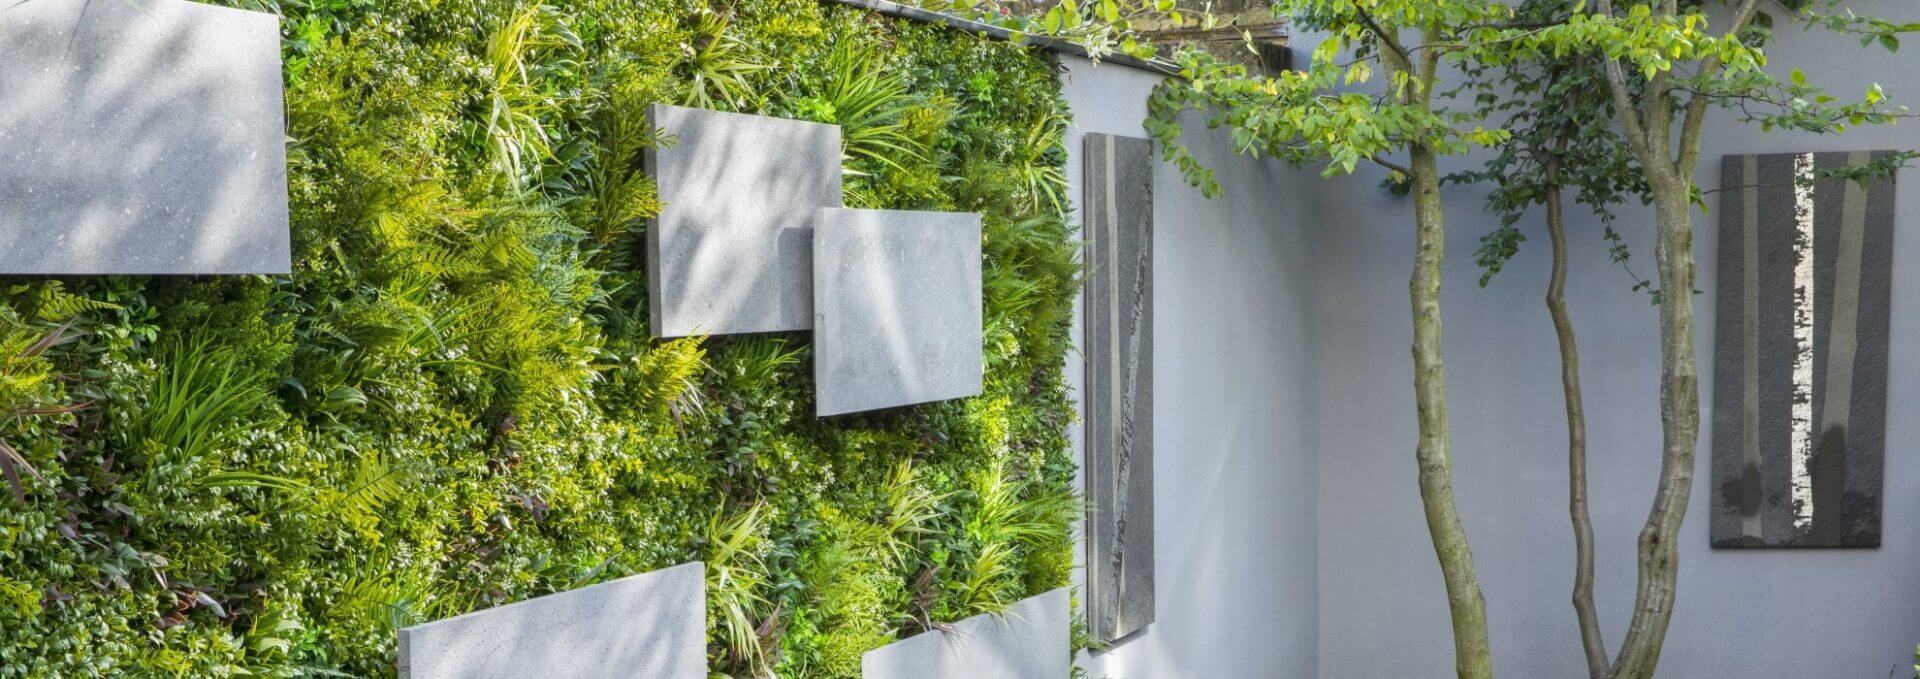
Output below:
[812,208,983,416]
[0,0,290,274]
[1083,133,1154,641]
[396,562,705,679]
[861,588,1070,679]
[1711,151,1895,548]
[645,104,842,337]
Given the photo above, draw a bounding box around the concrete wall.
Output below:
[1060,56,1322,678]
[1310,3,1920,676]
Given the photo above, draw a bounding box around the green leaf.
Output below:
[196,471,313,494]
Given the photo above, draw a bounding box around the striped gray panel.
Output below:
[1711,151,1896,548]
[1084,133,1155,641]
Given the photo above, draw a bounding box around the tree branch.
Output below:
[1371,154,1412,176]
[1594,0,1655,164]
[1354,5,1413,73]
[1675,91,1713,176]
[1678,0,1768,173]
[1418,27,1443,105]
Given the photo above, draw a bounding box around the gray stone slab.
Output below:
[1710,151,1895,549]
[646,104,842,337]
[1082,133,1154,642]
[862,587,1070,679]
[0,0,290,274]
[397,562,705,679]
[813,208,983,416]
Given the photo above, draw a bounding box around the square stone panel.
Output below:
[861,587,1070,679]
[814,208,982,416]
[0,0,291,274]
[646,103,842,337]
[398,562,705,679]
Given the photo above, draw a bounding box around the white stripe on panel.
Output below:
[1789,153,1817,531]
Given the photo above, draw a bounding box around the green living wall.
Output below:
[0,0,1080,676]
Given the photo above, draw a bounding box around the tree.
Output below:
[1449,7,1648,671]
[955,1,1526,674]
[1507,2,1916,675]
[1137,3,1516,675]
[950,0,1516,672]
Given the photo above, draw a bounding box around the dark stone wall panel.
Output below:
[1711,151,1895,548]
[1084,133,1154,640]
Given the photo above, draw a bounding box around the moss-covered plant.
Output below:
[0,1,1078,676]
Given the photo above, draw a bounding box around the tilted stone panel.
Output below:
[646,104,842,337]
[0,0,290,274]
[861,587,1070,679]
[397,562,705,679]
[813,208,983,416]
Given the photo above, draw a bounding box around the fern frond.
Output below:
[23,282,120,323]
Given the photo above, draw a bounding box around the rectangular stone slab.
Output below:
[813,208,983,416]
[1710,151,1895,548]
[0,0,290,274]
[646,104,842,337]
[1082,133,1155,642]
[862,587,1070,679]
[397,562,704,679]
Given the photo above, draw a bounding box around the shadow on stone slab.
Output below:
[861,587,1070,679]
[397,562,705,679]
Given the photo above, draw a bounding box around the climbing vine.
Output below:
[0,1,1079,676]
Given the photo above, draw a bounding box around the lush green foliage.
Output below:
[1442,1,1652,291]
[0,1,1080,676]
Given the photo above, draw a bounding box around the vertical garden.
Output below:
[0,0,1080,675]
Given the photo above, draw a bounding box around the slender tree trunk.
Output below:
[1408,143,1494,679]
[1544,177,1607,679]
[1588,2,1752,673]
[1609,182,1701,679]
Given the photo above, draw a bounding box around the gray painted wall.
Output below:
[1310,4,1920,677]
[1060,56,1322,678]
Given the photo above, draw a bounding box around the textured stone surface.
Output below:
[397,562,704,679]
[813,208,982,416]
[1710,151,1894,548]
[646,104,841,337]
[862,587,1069,679]
[1082,133,1154,642]
[0,0,290,274]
